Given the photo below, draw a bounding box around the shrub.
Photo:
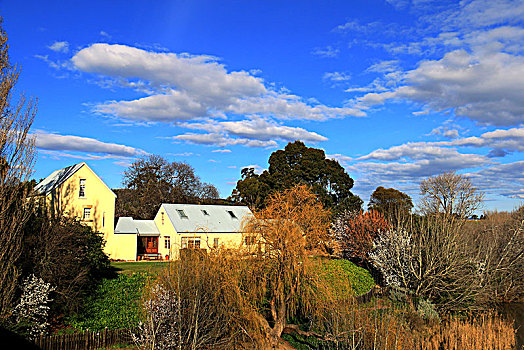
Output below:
[12,275,54,339]
[417,299,440,324]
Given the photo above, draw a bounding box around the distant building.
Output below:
[35,162,253,261]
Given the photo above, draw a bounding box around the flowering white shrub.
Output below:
[369,229,415,289]
[133,284,180,350]
[13,274,54,339]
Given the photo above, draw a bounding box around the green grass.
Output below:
[313,257,374,298]
[68,273,149,331]
[111,261,169,275]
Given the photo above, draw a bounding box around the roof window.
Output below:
[177,209,188,219]
[201,209,209,216]
[227,210,238,219]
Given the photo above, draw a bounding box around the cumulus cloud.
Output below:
[181,118,327,142]
[430,126,460,139]
[356,47,524,126]
[445,127,524,157]
[72,43,362,122]
[48,41,69,53]
[35,132,147,157]
[173,133,277,148]
[338,1,524,127]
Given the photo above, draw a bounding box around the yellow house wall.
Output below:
[45,164,119,258]
[154,207,244,260]
[106,234,137,261]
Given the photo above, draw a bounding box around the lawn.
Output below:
[111,261,170,275]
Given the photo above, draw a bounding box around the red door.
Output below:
[144,237,158,254]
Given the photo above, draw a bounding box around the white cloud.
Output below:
[172,133,278,148]
[72,43,363,122]
[311,45,339,58]
[430,126,459,138]
[446,127,524,156]
[356,47,524,126]
[48,41,69,53]
[212,149,232,153]
[366,60,400,73]
[181,118,327,143]
[35,132,147,156]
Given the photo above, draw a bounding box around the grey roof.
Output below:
[161,203,253,233]
[34,162,116,197]
[34,162,86,195]
[115,217,159,236]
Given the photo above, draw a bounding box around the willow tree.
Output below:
[241,185,331,348]
[0,19,36,319]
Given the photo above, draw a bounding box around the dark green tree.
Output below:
[20,213,112,317]
[368,186,413,227]
[116,155,220,219]
[232,141,362,214]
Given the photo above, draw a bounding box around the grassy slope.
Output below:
[75,258,373,332]
[312,257,374,297]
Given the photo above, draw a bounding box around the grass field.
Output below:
[111,261,169,275]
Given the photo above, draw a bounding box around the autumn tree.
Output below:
[331,210,388,262]
[241,185,331,347]
[368,186,413,227]
[0,18,37,320]
[232,141,362,214]
[116,154,220,219]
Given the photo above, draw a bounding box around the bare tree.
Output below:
[117,155,220,219]
[419,171,483,219]
[0,18,36,320]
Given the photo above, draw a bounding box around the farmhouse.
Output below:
[33,162,116,240]
[115,204,253,260]
[34,162,253,261]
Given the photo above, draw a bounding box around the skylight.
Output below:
[177,209,188,219]
[201,209,209,216]
[227,210,237,219]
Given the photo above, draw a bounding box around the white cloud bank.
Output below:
[35,132,147,157]
[72,43,363,123]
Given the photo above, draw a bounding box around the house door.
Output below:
[139,237,158,254]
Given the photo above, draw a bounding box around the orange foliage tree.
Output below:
[331,210,389,261]
[241,184,331,348]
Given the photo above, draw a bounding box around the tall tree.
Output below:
[0,18,36,319]
[116,155,219,219]
[232,141,362,214]
[242,185,331,347]
[368,186,413,227]
[420,171,483,218]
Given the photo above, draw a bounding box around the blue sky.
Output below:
[3,0,524,212]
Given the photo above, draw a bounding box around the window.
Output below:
[102,212,105,227]
[181,237,201,249]
[161,212,164,225]
[177,209,188,219]
[244,235,256,246]
[79,179,86,198]
[227,210,237,219]
[213,237,219,248]
[201,209,209,216]
[164,236,171,249]
[83,207,91,221]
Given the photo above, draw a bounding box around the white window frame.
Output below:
[79,179,86,198]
